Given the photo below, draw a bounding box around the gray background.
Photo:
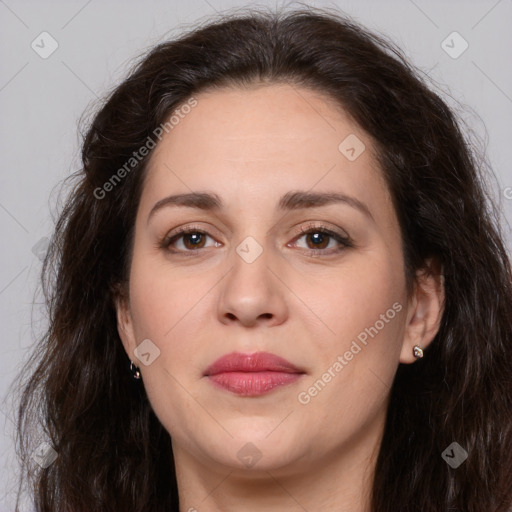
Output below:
[1,0,511,509]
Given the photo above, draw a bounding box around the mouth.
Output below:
[204,351,306,397]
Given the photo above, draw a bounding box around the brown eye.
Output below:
[304,231,330,250]
[292,226,352,255]
[163,229,218,253]
[180,232,207,250]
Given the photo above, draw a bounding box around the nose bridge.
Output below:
[229,232,273,296]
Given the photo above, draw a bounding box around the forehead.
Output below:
[151,83,361,162]
[140,83,391,218]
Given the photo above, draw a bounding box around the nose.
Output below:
[216,239,289,328]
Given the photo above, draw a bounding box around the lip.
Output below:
[204,351,305,396]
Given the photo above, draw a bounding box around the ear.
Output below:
[400,258,445,363]
[113,286,137,361]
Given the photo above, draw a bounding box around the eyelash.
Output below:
[159,222,353,257]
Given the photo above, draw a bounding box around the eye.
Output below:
[160,227,221,255]
[290,223,352,255]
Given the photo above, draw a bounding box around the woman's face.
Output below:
[116,83,439,478]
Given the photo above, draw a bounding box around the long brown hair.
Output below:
[12,5,512,511]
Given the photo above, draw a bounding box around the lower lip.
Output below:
[207,371,303,396]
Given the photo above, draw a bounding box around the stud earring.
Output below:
[413,345,424,359]
[130,360,141,379]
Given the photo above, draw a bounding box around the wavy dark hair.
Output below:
[11,4,512,512]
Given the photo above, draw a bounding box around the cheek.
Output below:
[128,247,197,335]
[302,253,406,351]
[293,266,405,441]
[294,255,407,413]
[127,253,214,373]
[126,259,211,432]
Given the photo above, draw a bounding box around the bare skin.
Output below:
[115,83,444,511]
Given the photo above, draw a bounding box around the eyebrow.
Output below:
[147,190,374,224]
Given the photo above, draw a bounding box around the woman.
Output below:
[13,5,512,512]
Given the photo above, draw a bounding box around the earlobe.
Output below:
[400,260,445,364]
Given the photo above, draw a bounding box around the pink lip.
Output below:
[204,352,305,396]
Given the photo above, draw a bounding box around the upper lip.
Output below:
[204,352,304,376]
